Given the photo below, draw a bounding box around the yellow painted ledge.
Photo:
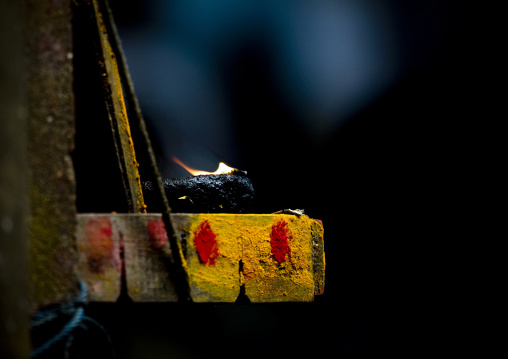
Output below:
[77,213,325,303]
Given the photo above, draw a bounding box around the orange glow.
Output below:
[172,156,237,176]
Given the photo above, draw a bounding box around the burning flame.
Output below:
[172,156,238,176]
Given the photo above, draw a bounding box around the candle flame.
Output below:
[172,156,238,176]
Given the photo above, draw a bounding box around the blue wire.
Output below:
[31,307,84,357]
[31,281,108,358]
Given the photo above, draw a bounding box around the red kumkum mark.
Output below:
[148,218,169,249]
[270,219,292,264]
[85,217,113,273]
[193,219,219,265]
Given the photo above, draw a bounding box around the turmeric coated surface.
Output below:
[174,214,323,302]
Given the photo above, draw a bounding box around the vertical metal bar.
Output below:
[90,0,147,214]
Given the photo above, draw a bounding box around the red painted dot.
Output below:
[193,219,219,265]
[148,219,169,249]
[270,219,292,264]
[85,217,113,273]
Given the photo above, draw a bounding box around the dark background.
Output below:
[82,0,493,357]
